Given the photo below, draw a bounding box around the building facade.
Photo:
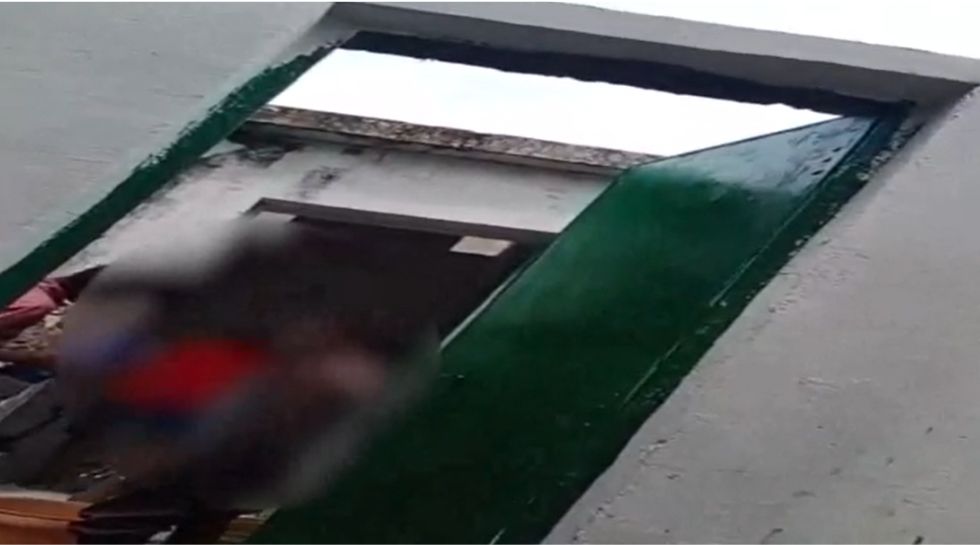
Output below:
[3,3,980,543]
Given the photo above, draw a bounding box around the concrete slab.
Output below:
[0,3,330,285]
[334,2,980,107]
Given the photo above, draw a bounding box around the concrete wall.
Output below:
[11,4,980,543]
[547,93,980,544]
[64,136,607,270]
[0,3,329,273]
[334,3,980,108]
[8,0,980,278]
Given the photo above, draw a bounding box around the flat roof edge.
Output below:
[242,106,659,174]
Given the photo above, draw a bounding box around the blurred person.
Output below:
[57,220,440,543]
[0,266,104,340]
[0,266,105,373]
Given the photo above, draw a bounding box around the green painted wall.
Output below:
[254,114,906,544]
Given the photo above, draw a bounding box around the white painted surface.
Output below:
[548,93,980,543]
[578,1,980,61]
[65,139,607,270]
[334,2,980,105]
[0,3,329,272]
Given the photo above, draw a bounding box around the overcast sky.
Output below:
[271,1,978,156]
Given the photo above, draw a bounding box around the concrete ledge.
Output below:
[331,2,980,108]
[243,106,659,175]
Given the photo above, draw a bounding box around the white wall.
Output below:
[65,139,609,269]
[0,3,329,272]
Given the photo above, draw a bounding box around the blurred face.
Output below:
[305,343,388,400]
[279,319,390,403]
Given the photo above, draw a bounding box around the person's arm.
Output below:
[0,348,57,370]
[0,306,51,339]
[0,283,61,337]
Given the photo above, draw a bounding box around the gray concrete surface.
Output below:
[547,92,980,543]
[0,3,330,273]
[334,2,980,106]
[247,106,659,175]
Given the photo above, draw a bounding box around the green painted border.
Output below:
[0,48,329,307]
[254,110,910,544]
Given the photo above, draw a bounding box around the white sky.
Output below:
[271,1,980,156]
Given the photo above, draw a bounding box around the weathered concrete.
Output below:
[333,2,980,107]
[247,106,659,175]
[10,1,980,284]
[0,3,330,274]
[63,111,608,270]
[547,92,980,543]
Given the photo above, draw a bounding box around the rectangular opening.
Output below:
[251,202,550,339]
[22,203,549,511]
[338,32,890,117]
[270,47,844,157]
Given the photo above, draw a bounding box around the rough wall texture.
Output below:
[64,135,607,270]
[0,3,328,273]
[548,91,980,543]
[247,106,659,174]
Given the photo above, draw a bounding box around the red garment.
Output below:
[106,339,268,412]
[0,280,68,339]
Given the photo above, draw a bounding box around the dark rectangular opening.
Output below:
[285,212,545,338]
[15,203,551,505]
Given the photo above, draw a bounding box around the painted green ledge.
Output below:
[254,112,907,544]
